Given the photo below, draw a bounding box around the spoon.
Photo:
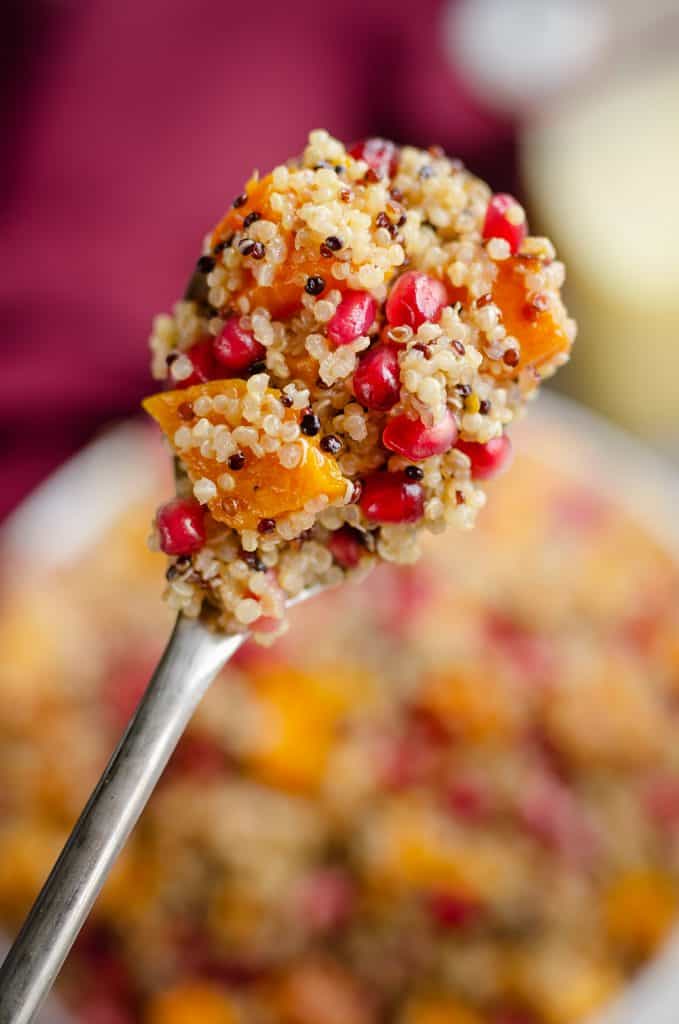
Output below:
[0,271,323,1023]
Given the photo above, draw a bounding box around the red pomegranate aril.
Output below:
[482,193,527,255]
[297,869,355,932]
[169,337,215,388]
[385,271,448,329]
[456,434,512,479]
[427,891,482,930]
[359,471,424,524]
[383,408,457,461]
[444,780,492,823]
[157,497,206,556]
[352,343,400,411]
[327,291,377,346]
[328,526,365,569]
[348,137,399,178]
[213,316,266,375]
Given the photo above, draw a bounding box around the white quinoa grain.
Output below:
[193,478,217,504]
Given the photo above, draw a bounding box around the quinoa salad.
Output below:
[2,418,679,1024]
[144,131,575,635]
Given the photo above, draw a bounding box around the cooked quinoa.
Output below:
[2,416,679,1024]
[144,131,575,635]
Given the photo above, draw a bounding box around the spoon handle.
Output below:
[0,614,245,1023]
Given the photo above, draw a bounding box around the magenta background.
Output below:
[1,0,516,521]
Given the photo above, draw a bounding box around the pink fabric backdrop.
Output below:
[1,0,514,520]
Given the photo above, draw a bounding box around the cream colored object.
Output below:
[522,61,679,439]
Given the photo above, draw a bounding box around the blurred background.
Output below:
[2,0,678,522]
[2,3,679,1023]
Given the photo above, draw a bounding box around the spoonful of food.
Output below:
[0,129,575,1022]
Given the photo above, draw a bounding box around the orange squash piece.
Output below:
[211,172,350,319]
[603,869,677,957]
[242,663,372,792]
[402,997,484,1024]
[145,983,239,1024]
[492,257,570,379]
[143,380,346,531]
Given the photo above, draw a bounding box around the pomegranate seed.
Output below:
[171,733,227,780]
[455,434,512,479]
[328,526,365,568]
[157,497,206,555]
[518,776,598,867]
[379,708,448,789]
[643,775,679,829]
[485,612,554,684]
[444,780,492,823]
[169,337,215,388]
[297,869,355,932]
[213,316,266,375]
[482,193,527,255]
[327,290,377,346]
[79,998,132,1024]
[383,408,457,461]
[386,270,447,329]
[427,890,482,930]
[352,343,400,411]
[348,137,399,178]
[359,471,424,523]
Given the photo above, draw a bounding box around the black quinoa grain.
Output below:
[197,255,216,274]
[213,234,234,254]
[257,517,276,534]
[320,434,343,455]
[479,399,491,415]
[232,192,247,208]
[300,411,321,436]
[250,241,266,260]
[165,565,179,581]
[334,165,344,175]
[405,465,424,481]
[376,212,391,229]
[280,395,293,408]
[452,340,466,356]
[175,555,191,571]
[247,360,267,376]
[456,383,472,397]
[503,348,520,367]
[239,239,256,256]
[242,550,266,572]
[324,235,342,251]
[305,275,325,296]
[242,211,261,229]
[166,353,178,366]
[228,452,246,471]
